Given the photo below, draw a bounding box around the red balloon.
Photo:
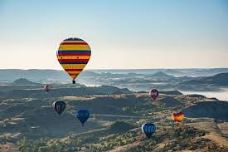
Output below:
[149,89,159,100]
[44,84,50,92]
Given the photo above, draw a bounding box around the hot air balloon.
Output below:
[172,112,184,122]
[149,89,159,100]
[57,38,91,84]
[52,101,66,115]
[76,109,90,126]
[141,123,156,138]
[44,84,50,92]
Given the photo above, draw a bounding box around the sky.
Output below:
[0,0,228,69]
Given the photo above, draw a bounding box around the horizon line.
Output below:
[0,67,228,71]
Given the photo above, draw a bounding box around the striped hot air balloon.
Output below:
[141,123,156,138]
[57,38,91,84]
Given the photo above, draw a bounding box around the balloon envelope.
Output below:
[52,101,66,115]
[57,38,91,84]
[44,84,50,92]
[149,89,159,100]
[172,112,184,122]
[76,109,90,126]
[141,123,156,138]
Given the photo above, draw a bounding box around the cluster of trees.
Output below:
[86,131,138,151]
[17,121,136,152]
[17,124,228,152]
[126,126,227,152]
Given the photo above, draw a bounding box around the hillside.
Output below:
[15,124,228,152]
[179,73,228,87]
[12,78,40,86]
[0,78,227,151]
[1,85,131,98]
[183,101,228,121]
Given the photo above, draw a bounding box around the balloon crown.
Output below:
[64,38,83,41]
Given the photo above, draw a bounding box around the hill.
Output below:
[12,78,40,86]
[179,73,228,86]
[3,85,132,98]
[0,69,67,82]
[151,71,174,79]
[16,125,227,152]
[183,101,228,121]
[0,78,227,151]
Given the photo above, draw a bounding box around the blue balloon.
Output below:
[76,109,90,126]
[141,123,156,138]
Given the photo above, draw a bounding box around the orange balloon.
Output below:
[172,112,184,122]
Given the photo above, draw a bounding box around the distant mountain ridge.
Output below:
[179,73,228,86]
[0,69,67,83]
[0,69,228,93]
[151,71,174,78]
[0,68,228,83]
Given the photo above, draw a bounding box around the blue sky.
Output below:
[0,0,227,69]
